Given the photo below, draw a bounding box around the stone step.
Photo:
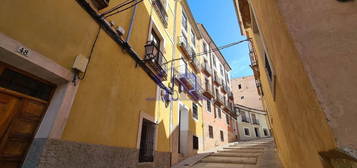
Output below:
[200,156,257,165]
[217,150,263,154]
[224,147,265,150]
[218,148,264,153]
[211,152,260,158]
[191,163,256,168]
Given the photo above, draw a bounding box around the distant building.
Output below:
[234,0,357,167]
[198,24,238,151]
[232,76,270,140]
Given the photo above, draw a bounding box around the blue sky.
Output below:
[187,0,253,79]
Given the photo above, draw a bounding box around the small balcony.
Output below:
[152,0,168,28]
[213,73,221,86]
[176,68,196,90]
[144,41,168,81]
[189,79,202,101]
[221,84,228,94]
[178,37,194,60]
[176,68,202,100]
[214,94,224,106]
[242,117,250,123]
[191,57,201,73]
[223,101,234,112]
[201,60,212,77]
[252,119,260,125]
[228,91,234,100]
[202,81,213,99]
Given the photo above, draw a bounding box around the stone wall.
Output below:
[23,138,170,168]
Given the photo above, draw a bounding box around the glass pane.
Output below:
[0,69,54,101]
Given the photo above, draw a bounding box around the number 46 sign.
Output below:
[17,46,30,57]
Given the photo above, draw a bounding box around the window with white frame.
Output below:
[206,99,211,112]
[192,103,198,120]
[182,10,188,32]
[244,128,250,136]
[220,130,224,141]
[191,29,196,46]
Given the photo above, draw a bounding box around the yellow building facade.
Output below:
[234,0,357,167]
[0,0,207,167]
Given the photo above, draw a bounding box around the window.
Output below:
[150,30,161,48]
[220,130,224,141]
[214,106,217,118]
[207,100,211,112]
[218,108,222,118]
[193,135,199,150]
[0,68,54,101]
[238,84,242,89]
[264,129,269,136]
[212,54,216,66]
[241,96,244,99]
[191,29,196,46]
[182,11,188,31]
[208,126,214,138]
[241,112,248,123]
[244,128,250,136]
[265,54,273,82]
[220,65,223,75]
[192,103,198,120]
[181,32,188,46]
[226,114,230,124]
[203,42,207,54]
[139,119,156,162]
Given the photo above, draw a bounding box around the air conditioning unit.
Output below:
[92,0,110,10]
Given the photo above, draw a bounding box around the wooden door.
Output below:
[0,63,53,168]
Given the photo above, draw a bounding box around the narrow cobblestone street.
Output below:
[181,138,283,168]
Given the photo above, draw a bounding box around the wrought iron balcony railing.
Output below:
[252,119,260,125]
[215,93,224,106]
[213,73,221,86]
[152,0,168,27]
[228,91,234,100]
[221,84,228,94]
[144,41,168,81]
[176,67,196,90]
[201,60,212,76]
[175,67,202,100]
[242,117,250,123]
[202,81,213,99]
[191,57,201,72]
[178,36,194,60]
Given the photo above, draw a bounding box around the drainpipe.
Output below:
[126,0,138,42]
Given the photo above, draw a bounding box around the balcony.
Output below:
[223,101,234,112]
[214,94,224,106]
[202,81,213,99]
[201,60,212,76]
[176,68,196,90]
[191,57,201,73]
[242,118,250,123]
[252,119,260,125]
[178,37,194,60]
[189,78,203,101]
[221,84,228,94]
[228,91,234,100]
[213,73,221,86]
[176,67,202,100]
[152,0,168,28]
[144,41,168,81]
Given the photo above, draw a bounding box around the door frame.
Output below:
[0,33,78,139]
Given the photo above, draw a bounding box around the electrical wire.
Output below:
[100,0,134,16]
[104,0,144,18]
[79,25,101,80]
[163,38,250,70]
